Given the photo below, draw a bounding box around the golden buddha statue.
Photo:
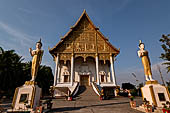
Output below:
[138,40,154,81]
[29,39,44,81]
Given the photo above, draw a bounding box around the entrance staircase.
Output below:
[75,86,99,101]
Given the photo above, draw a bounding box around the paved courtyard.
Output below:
[0,87,144,113]
[49,97,143,113]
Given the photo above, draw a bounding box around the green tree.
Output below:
[0,47,53,97]
[137,82,144,96]
[122,82,135,90]
[22,61,32,82]
[0,47,24,95]
[160,34,170,73]
[36,65,53,95]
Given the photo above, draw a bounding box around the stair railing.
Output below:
[70,82,80,97]
[91,82,101,96]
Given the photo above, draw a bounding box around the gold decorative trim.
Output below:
[141,87,144,100]
[25,81,37,85]
[12,87,19,108]
[165,86,170,100]
[30,86,36,108]
[145,80,158,85]
[149,85,157,106]
[74,53,96,59]
[98,53,110,61]
[59,53,72,63]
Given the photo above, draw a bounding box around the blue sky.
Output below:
[0,0,170,85]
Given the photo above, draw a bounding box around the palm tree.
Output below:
[0,47,24,95]
[0,47,54,97]
[36,65,53,95]
[160,34,170,73]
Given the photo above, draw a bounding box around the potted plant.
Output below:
[100,89,105,100]
[143,98,152,112]
[49,86,55,98]
[47,99,53,109]
[129,96,134,101]
[129,96,136,108]
[162,101,170,113]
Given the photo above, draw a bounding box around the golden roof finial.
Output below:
[83,9,86,12]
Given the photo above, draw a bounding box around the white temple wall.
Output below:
[57,57,112,84]
[74,57,83,82]
[74,57,96,83]
[98,61,111,83]
[58,64,61,83]
[107,72,111,82]
[58,61,71,83]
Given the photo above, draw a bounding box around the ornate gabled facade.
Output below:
[49,10,120,97]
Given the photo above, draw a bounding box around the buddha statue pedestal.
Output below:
[141,80,170,107]
[8,81,41,112]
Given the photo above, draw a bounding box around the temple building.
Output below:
[49,10,120,98]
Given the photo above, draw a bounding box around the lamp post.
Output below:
[132,73,139,96]
[132,73,139,87]
[157,65,165,86]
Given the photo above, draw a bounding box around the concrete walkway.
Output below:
[0,96,144,113]
[0,87,143,113]
[49,97,143,113]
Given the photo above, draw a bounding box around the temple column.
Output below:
[110,54,117,86]
[54,54,59,86]
[57,63,60,83]
[96,54,100,85]
[70,54,74,86]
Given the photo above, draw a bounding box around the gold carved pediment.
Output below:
[75,53,95,62]
[99,53,110,61]
[50,10,119,56]
[59,53,72,63]
[74,16,95,32]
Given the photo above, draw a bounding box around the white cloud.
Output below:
[0,21,41,63]
[0,21,36,47]
[151,62,169,83]
[18,8,32,14]
[116,61,169,86]
[112,0,132,15]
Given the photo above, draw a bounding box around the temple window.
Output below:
[101,75,105,82]
[63,68,70,83]
[99,71,106,83]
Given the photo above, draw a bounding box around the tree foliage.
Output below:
[122,82,135,90]
[36,65,53,95]
[160,34,170,73]
[0,47,53,97]
[0,48,24,95]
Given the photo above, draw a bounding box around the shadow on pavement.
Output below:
[49,106,86,112]
[49,101,130,112]
[72,86,86,100]
[90,101,129,107]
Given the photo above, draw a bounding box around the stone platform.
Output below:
[7,81,41,112]
[141,80,170,107]
[49,96,143,113]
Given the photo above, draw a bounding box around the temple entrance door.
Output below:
[101,75,105,82]
[64,75,69,82]
[80,75,89,86]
